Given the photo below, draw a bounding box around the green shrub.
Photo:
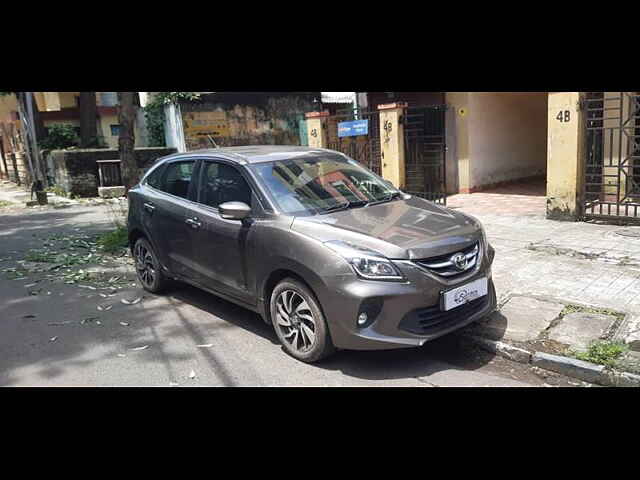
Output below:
[39,124,79,150]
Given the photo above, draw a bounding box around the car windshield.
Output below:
[248,152,401,216]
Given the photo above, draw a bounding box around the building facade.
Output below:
[306,92,638,223]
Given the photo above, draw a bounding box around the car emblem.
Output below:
[451,252,468,271]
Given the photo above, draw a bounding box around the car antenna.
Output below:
[207,135,220,148]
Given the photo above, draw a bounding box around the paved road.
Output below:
[0,203,563,387]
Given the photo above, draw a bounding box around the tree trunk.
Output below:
[79,92,98,148]
[118,92,138,192]
[32,94,46,145]
[16,92,37,186]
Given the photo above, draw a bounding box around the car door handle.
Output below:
[143,202,155,213]
[185,218,202,229]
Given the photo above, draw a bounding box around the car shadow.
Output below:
[167,282,509,383]
[167,282,280,346]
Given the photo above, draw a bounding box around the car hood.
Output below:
[291,196,482,260]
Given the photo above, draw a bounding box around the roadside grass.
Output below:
[571,341,628,368]
[558,304,625,321]
[96,199,129,254]
[46,185,68,197]
[0,200,13,208]
[96,225,128,254]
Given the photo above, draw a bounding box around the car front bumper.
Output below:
[318,258,496,351]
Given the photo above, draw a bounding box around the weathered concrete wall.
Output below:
[52,147,176,197]
[180,95,316,151]
[468,92,548,191]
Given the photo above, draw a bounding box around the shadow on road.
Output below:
[166,282,506,383]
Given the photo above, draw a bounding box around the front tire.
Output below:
[133,237,169,294]
[270,278,335,363]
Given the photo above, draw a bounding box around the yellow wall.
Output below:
[0,94,18,123]
[98,112,148,149]
[58,92,79,109]
[98,114,119,148]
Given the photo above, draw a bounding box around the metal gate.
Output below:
[403,105,447,204]
[583,92,640,220]
[325,107,382,175]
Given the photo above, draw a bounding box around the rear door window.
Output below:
[160,161,195,199]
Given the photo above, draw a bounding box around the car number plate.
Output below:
[442,277,488,311]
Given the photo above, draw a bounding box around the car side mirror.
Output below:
[219,201,251,220]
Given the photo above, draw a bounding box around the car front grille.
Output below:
[414,242,480,279]
[398,293,490,335]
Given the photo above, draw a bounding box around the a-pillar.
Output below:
[377,102,407,188]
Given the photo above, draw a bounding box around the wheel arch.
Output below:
[261,262,327,326]
[128,228,146,251]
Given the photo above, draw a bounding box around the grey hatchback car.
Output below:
[127,146,496,363]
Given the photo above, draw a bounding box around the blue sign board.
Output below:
[338,119,369,137]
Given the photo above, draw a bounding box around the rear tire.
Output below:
[270,277,335,363]
[133,237,169,294]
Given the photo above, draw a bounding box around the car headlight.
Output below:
[324,240,404,281]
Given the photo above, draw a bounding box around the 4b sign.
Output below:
[556,110,571,122]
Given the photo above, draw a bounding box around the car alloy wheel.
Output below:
[135,241,157,289]
[275,289,317,353]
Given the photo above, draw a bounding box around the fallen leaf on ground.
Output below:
[49,336,57,342]
[119,322,129,326]
[130,345,149,351]
[121,297,141,305]
[48,321,72,326]
[24,283,38,288]
[97,304,113,311]
[22,314,37,319]
[189,370,196,379]
[196,344,214,348]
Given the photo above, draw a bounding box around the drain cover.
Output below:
[615,228,640,238]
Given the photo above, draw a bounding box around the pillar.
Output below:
[377,102,406,188]
[445,93,471,193]
[305,111,329,149]
[546,92,585,220]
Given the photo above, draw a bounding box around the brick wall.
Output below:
[52,147,176,197]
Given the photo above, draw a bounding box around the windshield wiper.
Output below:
[366,191,403,206]
[319,199,368,215]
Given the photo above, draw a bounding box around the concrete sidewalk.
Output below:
[449,187,640,382]
[0,180,76,208]
[0,180,124,211]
